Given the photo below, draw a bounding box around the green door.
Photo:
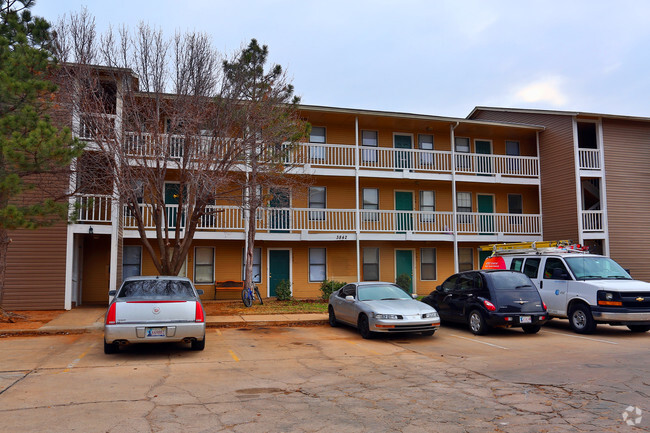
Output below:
[394,135,412,171]
[479,250,491,269]
[395,191,413,232]
[475,140,492,176]
[164,183,185,229]
[269,188,290,233]
[477,194,494,234]
[395,250,413,293]
[269,250,290,297]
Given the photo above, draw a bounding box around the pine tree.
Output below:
[0,0,84,309]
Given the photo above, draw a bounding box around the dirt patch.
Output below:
[0,310,66,327]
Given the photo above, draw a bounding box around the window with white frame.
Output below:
[455,137,470,153]
[309,186,326,221]
[242,248,262,283]
[122,246,141,281]
[505,140,520,172]
[309,248,326,282]
[362,188,379,221]
[420,248,437,280]
[418,134,434,166]
[363,248,380,281]
[458,247,474,272]
[457,192,472,225]
[361,130,378,163]
[310,126,326,160]
[419,190,435,223]
[194,247,214,284]
[455,137,471,170]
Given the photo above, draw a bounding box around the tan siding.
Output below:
[471,110,578,240]
[602,119,650,281]
[3,223,68,310]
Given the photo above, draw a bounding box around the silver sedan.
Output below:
[104,276,206,353]
[328,282,440,339]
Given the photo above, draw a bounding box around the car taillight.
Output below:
[542,301,547,311]
[483,300,497,312]
[195,302,205,323]
[106,303,116,325]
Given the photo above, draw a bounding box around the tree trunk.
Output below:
[244,203,257,292]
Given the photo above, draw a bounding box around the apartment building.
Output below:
[469,107,650,282]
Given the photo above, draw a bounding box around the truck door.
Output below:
[540,258,571,316]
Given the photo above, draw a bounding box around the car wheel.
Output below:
[468,310,488,335]
[421,330,435,337]
[104,339,118,354]
[522,324,541,334]
[358,314,373,339]
[191,336,206,351]
[627,325,650,333]
[569,304,596,334]
[328,306,338,327]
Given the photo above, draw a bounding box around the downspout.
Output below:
[355,116,361,281]
[450,122,459,273]
[536,131,543,240]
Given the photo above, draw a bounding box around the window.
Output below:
[455,137,470,170]
[419,190,435,223]
[523,258,541,279]
[441,275,458,291]
[418,134,434,166]
[363,248,379,281]
[122,246,141,281]
[194,247,214,284]
[361,130,378,163]
[310,126,326,160]
[510,257,524,272]
[309,248,326,282]
[458,248,474,272]
[420,248,436,280]
[457,192,472,225]
[362,188,379,221]
[309,187,326,221]
[508,194,523,225]
[544,258,570,280]
[505,140,520,172]
[455,137,470,153]
[242,248,262,283]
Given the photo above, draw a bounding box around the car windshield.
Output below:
[357,284,411,301]
[118,279,196,298]
[564,256,631,280]
[487,272,536,290]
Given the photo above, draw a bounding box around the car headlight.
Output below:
[422,312,439,319]
[374,313,402,320]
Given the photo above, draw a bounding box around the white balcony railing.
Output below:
[455,153,539,177]
[75,194,112,223]
[582,210,604,232]
[578,149,601,170]
[79,114,118,141]
[120,204,541,236]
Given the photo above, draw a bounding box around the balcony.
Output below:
[582,210,604,233]
[75,194,113,223]
[120,204,541,236]
[578,149,601,170]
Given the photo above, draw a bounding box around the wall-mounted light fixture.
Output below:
[89,226,94,235]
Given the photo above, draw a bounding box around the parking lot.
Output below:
[0,321,648,432]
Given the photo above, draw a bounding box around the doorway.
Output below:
[268,249,291,297]
[394,134,412,171]
[477,194,495,235]
[395,250,414,293]
[395,191,413,232]
[475,140,492,176]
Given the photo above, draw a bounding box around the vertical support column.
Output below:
[597,118,610,256]
[536,131,543,239]
[354,116,361,282]
[571,118,584,246]
[108,76,124,293]
[450,123,459,273]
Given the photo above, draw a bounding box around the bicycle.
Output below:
[241,275,264,307]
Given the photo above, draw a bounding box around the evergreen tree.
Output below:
[0,0,84,308]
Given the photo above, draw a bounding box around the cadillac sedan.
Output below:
[104,276,206,354]
[328,282,440,339]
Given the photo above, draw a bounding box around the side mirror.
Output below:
[411,293,418,299]
[435,285,442,291]
[108,290,116,296]
[196,289,204,295]
[345,295,354,301]
[552,268,569,280]
[625,269,631,276]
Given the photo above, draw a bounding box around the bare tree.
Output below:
[54,13,308,281]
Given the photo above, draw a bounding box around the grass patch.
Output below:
[203,299,328,316]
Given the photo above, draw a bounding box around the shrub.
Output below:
[319,280,346,300]
[275,279,292,301]
[395,273,412,293]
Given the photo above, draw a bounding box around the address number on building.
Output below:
[336,235,348,240]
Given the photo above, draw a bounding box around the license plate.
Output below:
[146,327,166,337]
[519,316,532,324]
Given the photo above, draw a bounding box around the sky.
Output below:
[33,0,650,119]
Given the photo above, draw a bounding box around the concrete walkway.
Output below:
[0,307,328,336]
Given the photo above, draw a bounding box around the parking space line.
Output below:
[346,340,381,355]
[228,350,240,362]
[450,334,509,350]
[62,343,96,373]
[541,330,618,345]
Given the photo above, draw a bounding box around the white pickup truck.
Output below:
[500,253,650,334]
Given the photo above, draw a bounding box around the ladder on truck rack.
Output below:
[480,240,589,256]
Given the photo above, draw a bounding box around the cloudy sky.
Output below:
[33,0,650,118]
